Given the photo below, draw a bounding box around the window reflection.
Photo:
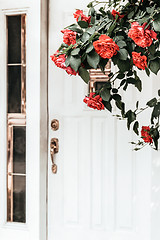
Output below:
[7,14,26,223]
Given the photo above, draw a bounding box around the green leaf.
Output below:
[87,51,100,69]
[133,121,139,135]
[98,58,109,72]
[148,45,156,55]
[69,56,81,72]
[101,89,111,101]
[151,103,160,123]
[81,32,90,42]
[118,48,128,60]
[107,20,117,34]
[78,20,89,28]
[149,59,160,74]
[89,7,95,16]
[117,40,127,48]
[103,101,112,112]
[112,88,118,93]
[86,43,94,53]
[136,101,139,109]
[87,2,93,7]
[147,98,157,107]
[86,26,96,35]
[91,16,95,24]
[123,82,128,91]
[115,101,125,115]
[135,79,142,92]
[103,82,111,89]
[117,73,125,79]
[153,19,160,32]
[125,110,136,130]
[112,94,121,102]
[67,24,83,34]
[128,10,135,19]
[127,77,136,84]
[127,70,133,77]
[150,127,159,150]
[119,79,126,88]
[79,67,90,83]
[65,55,71,67]
[145,67,150,76]
[114,36,124,42]
[71,48,80,56]
[117,59,130,72]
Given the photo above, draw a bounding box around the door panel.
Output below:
[48,1,160,240]
[0,1,48,239]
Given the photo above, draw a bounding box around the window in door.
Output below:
[89,61,111,93]
[7,14,26,223]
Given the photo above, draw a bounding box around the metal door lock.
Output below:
[50,138,59,173]
[51,119,59,131]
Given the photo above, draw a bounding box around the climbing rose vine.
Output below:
[51,0,160,150]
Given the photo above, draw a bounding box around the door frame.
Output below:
[39,0,49,240]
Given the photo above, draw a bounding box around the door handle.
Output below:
[50,138,59,174]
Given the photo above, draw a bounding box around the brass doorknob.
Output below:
[50,138,59,174]
[51,119,59,131]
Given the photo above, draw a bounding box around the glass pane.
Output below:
[8,66,21,113]
[7,14,26,224]
[13,176,26,223]
[95,81,107,91]
[8,16,21,64]
[13,126,26,174]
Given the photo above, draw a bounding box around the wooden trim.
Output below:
[40,0,49,240]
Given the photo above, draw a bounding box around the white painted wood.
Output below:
[48,1,160,240]
[0,0,47,240]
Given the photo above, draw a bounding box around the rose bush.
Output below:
[51,0,160,150]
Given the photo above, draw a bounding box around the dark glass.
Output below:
[8,66,21,113]
[13,126,26,174]
[8,16,21,64]
[13,176,26,223]
[95,81,107,91]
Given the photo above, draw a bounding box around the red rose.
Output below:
[132,52,147,70]
[50,51,66,69]
[141,126,153,143]
[83,93,105,110]
[65,66,78,75]
[73,10,91,24]
[61,29,76,46]
[112,9,124,20]
[50,51,78,76]
[93,35,119,59]
[128,22,157,48]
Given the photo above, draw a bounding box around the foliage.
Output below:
[51,0,160,150]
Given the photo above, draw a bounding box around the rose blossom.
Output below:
[73,10,91,24]
[83,92,105,110]
[112,9,124,20]
[65,66,77,75]
[128,22,157,48]
[50,51,78,76]
[132,52,147,70]
[61,29,76,46]
[93,35,119,59]
[50,51,66,69]
[141,126,153,143]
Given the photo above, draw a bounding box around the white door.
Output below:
[0,0,47,239]
[48,1,160,240]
